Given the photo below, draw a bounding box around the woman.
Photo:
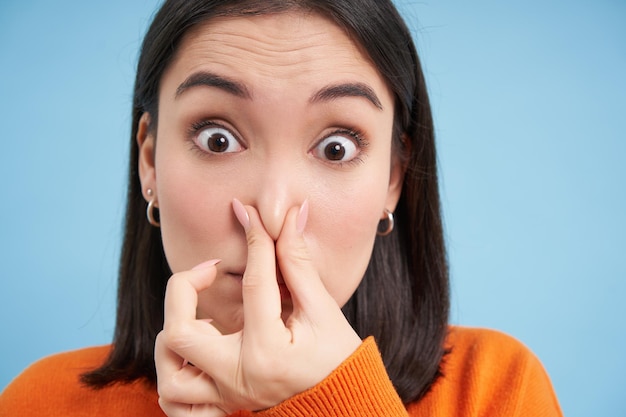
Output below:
[0,1,562,416]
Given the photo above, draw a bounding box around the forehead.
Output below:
[161,11,391,104]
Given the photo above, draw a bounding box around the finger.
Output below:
[164,260,220,325]
[276,202,362,365]
[232,199,284,339]
[157,311,243,389]
[158,398,227,417]
[155,331,224,405]
[160,262,234,390]
[276,201,337,316]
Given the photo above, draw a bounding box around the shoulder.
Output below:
[12,345,112,378]
[442,326,546,394]
[407,326,563,417]
[0,346,163,416]
[446,325,537,364]
[1,345,112,395]
[443,326,561,401]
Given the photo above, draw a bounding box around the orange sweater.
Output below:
[0,327,562,416]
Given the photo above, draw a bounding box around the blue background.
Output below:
[1,1,624,416]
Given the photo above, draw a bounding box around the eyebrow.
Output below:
[175,71,252,99]
[175,71,383,111]
[310,82,383,110]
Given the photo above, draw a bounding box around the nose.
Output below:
[250,159,305,241]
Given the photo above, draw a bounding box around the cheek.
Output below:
[309,177,387,307]
[155,154,241,273]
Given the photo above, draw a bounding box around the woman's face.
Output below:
[138,12,404,334]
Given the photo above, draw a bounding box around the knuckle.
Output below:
[276,237,310,265]
[162,321,196,351]
[154,330,166,349]
[157,397,175,416]
[165,272,185,293]
[241,272,266,294]
[246,226,272,248]
[157,379,185,403]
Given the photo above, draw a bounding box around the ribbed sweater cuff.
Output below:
[255,336,406,417]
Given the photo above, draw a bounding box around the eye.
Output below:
[194,125,243,154]
[313,134,359,162]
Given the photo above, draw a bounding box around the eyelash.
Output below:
[188,119,236,140]
[186,119,241,156]
[187,119,369,165]
[320,127,368,167]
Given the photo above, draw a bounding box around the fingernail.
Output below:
[296,199,309,233]
[232,198,250,231]
[192,259,221,270]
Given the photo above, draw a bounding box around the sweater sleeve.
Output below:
[253,336,408,417]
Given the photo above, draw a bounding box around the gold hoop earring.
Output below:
[146,189,160,227]
[377,209,394,236]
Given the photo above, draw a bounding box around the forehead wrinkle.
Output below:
[207,12,333,52]
[203,32,356,70]
[181,12,368,70]
[180,38,374,97]
[167,12,393,110]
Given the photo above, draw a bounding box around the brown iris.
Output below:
[325,142,345,160]
[207,133,229,152]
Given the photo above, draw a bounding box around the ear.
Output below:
[384,135,409,212]
[137,112,157,202]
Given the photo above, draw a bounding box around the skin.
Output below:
[138,11,405,415]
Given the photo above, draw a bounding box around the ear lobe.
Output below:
[137,112,156,201]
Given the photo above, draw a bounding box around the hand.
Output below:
[154,199,362,415]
